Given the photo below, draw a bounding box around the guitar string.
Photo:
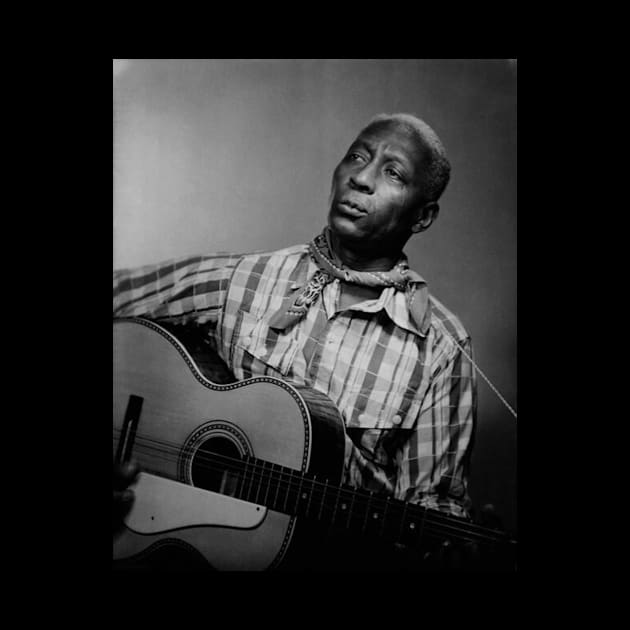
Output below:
[112,427,508,543]
[111,394,513,544]
[442,328,517,421]
[113,424,484,538]
[114,429,512,546]
[117,440,503,549]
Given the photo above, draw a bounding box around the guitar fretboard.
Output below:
[202,451,512,552]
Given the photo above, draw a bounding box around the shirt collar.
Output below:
[279,250,431,337]
[383,284,431,338]
[327,282,430,338]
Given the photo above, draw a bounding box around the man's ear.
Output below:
[411,201,439,233]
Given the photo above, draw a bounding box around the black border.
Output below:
[23,53,568,606]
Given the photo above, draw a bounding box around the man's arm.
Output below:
[395,335,477,519]
[113,252,242,329]
[112,252,242,534]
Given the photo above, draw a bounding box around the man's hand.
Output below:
[113,460,140,534]
[421,504,514,571]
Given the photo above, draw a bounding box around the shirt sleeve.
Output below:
[113,253,242,330]
[395,336,477,519]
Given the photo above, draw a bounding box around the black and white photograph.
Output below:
[112,58,517,571]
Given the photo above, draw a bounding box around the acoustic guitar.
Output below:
[113,317,516,570]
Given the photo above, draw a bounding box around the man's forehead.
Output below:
[351,121,427,169]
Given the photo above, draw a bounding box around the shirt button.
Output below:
[392,414,402,425]
[242,336,251,349]
[358,413,368,423]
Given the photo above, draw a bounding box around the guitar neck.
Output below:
[198,450,514,553]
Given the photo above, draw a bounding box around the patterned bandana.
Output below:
[268,227,429,333]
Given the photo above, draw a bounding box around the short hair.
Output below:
[361,113,451,203]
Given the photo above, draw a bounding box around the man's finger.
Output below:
[113,489,135,534]
[121,460,140,478]
[113,461,140,489]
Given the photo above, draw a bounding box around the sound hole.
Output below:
[190,437,242,497]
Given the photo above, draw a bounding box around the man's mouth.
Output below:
[338,199,368,216]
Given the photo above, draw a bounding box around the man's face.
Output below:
[328,121,429,253]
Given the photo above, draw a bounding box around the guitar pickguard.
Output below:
[125,473,267,534]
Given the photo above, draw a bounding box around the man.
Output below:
[113,113,491,570]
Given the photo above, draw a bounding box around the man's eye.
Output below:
[385,168,402,181]
[348,152,364,162]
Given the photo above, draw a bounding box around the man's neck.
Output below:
[330,232,401,272]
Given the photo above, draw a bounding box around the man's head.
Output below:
[328,113,451,257]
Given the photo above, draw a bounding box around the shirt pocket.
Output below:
[341,376,428,466]
[231,310,300,378]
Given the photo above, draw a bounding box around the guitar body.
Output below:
[113,318,346,571]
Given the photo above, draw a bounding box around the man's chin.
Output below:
[328,213,366,242]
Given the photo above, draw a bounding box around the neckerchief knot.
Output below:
[268,227,429,333]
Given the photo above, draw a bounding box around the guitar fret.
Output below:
[295,473,304,515]
[262,460,272,507]
[417,504,427,542]
[318,479,328,521]
[379,497,390,538]
[245,456,254,503]
[398,500,408,542]
[239,457,250,501]
[272,463,281,511]
[345,491,356,529]
[361,491,373,533]
[305,476,315,517]
[331,485,341,527]
[253,460,263,505]
[282,469,292,514]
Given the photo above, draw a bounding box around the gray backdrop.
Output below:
[113,59,517,532]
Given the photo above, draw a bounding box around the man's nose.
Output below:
[349,164,376,194]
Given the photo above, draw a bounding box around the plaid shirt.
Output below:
[113,243,477,518]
